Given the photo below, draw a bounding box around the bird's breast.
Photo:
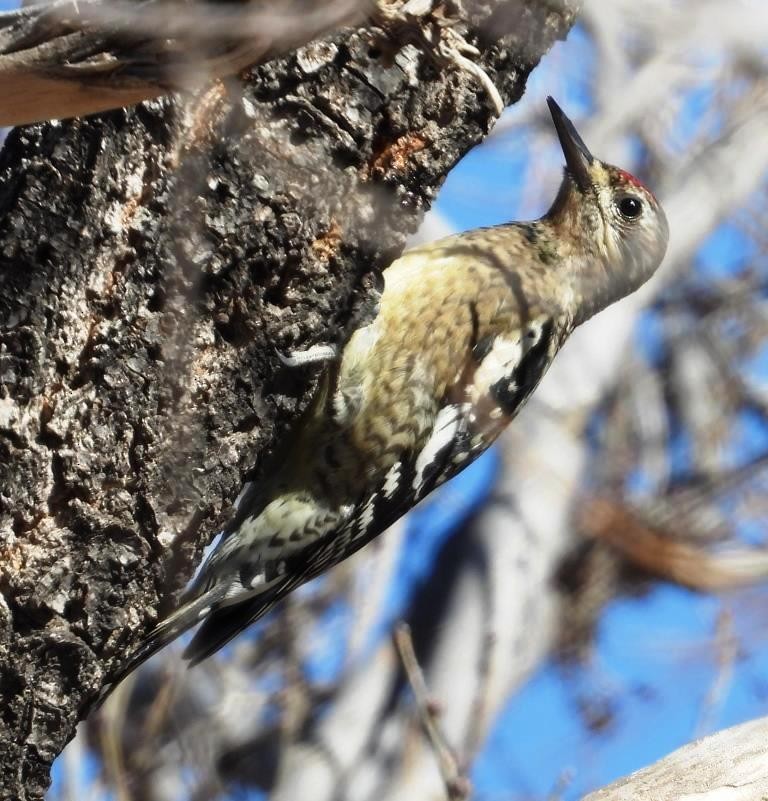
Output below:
[325,248,563,496]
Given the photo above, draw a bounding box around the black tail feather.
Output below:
[93,590,219,709]
[93,576,301,709]
[183,581,293,667]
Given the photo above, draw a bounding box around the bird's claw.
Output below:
[277,344,339,368]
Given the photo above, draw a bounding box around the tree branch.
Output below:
[394,622,470,801]
[583,716,768,801]
[0,0,371,126]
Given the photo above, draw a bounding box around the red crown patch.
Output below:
[616,168,657,201]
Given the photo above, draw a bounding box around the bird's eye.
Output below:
[617,195,643,219]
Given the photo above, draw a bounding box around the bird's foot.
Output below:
[371,0,504,119]
[277,343,339,367]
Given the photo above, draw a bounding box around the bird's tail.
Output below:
[181,579,293,666]
[92,588,223,709]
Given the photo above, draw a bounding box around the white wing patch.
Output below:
[413,404,465,497]
[470,320,546,405]
[472,336,522,402]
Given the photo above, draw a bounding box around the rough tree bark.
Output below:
[0,1,578,797]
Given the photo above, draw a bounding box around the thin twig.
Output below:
[440,32,503,118]
[695,608,738,737]
[547,769,575,801]
[462,626,496,762]
[393,622,471,801]
[98,679,134,801]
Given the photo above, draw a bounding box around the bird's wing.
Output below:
[182,317,564,665]
[181,402,472,664]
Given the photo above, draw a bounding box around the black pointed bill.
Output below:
[547,96,594,192]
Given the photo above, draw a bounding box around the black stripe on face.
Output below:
[491,319,554,415]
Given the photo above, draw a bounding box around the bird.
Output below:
[100,97,668,698]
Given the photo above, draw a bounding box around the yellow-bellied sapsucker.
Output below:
[105,98,669,690]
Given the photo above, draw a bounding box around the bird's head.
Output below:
[544,97,669,324]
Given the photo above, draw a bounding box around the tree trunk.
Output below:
[0,1,578,797]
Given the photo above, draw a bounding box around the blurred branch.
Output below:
[346,520,406,662]
[393,623,470,801]
[270,641,399,801]
[0,0,509,127]
[0,0,370,125]
[99,683,132,801]
[579,495,768,592]
[695,608,737,738]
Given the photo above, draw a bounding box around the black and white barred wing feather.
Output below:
[182,401,473,665]
[183,318,562,664]
[99,314,561,693]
